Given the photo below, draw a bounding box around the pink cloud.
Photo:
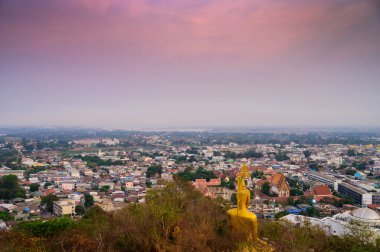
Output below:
[0,0,379,66]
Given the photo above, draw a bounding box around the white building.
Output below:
[61,183,75,191]
[70,169,80,178]
[53,199,75,217]
[308,172,342,191]
[282,208,380,237]
[0,169,24,179]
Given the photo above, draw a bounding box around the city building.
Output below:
[53,200,75,217]
[308,172,342,191]
[0,169,24,179]
[282,207,380,236]
[338,182,372,206]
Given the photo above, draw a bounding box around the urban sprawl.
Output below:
[1,129,380,238]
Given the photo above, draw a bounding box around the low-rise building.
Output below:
[338,182,372,206]
[53,199,75,217]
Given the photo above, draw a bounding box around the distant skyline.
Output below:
[1,0,380,129]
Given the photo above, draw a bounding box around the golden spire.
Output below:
[238,162,250,179]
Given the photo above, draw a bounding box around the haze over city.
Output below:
[1,0,380,129]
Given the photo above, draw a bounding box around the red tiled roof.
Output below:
[207,178,221,186]
[313,185,332,196]
[368,204,380,210]
[251,166,269,172]
[44,189,55,195]
[193,179,207,187]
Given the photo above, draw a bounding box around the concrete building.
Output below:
[372,194,380,205]
[282,208,380,237]
[0,169,24,179]
[53,200,75,217]
[338,182,372,206]
[61,182,75,191]
[308,172,342,191]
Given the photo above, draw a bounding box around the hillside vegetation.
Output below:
[1,180,380,252]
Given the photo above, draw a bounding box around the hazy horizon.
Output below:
[1,0,380,129]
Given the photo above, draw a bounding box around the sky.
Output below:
[0,0,380,129]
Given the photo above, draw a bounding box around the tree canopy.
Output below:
[41,194,59,213]
[146,164,163,178]
[84,193,94,208]
[0,179,379,251]
[0,174,26,200]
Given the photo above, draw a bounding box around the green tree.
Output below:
[84,193,94,208]
[303,150,311,158]
[146,181,153,188]
[194,167,217,181]
[0,174,26,200]
[346,169,356,176]
[275,152,289,161]
[251,170,264,179]
[0,211,14,221]
[41,194,59,213]
[290,188,303,196]
[29,183,40,192]
[228,178,236,190]
[16,217,75,237]
[100,185,110,192]
[44,181,53,189]
[357,162,367,170]
[261,182,271,196]
[287,196,295,206]
[347,149,356,157]
[146,164,163,178]
[75,205,85,215]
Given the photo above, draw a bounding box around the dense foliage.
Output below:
[224,150,263,160]
[41,194,59,213]
[0,149,21,168]
[0,174,26,200]
[1,180,379,251]
[74,155,124,167]
[146,164,163,178]
[175,167,217,182]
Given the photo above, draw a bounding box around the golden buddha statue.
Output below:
[228,163,272,252]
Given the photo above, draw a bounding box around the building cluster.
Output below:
[0,134,380,237]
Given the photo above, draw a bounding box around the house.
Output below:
[193,179,207,187]
[304,184,339,203]
[53,199,75,217]
[207,178,221,186]
[270,173,290,197]
[254,179,267,190]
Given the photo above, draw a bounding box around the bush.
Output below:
[1,180,379,251]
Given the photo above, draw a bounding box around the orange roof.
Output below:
[367,204,379,210]
[251,166,269,172]
[44,189,55,195]
[207,178,221,186]
[193,179,207,187]
[313,185,332,196]
[270,173,290,191]
[271,173,284,185]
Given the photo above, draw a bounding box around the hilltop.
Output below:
[0,180,379,252]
